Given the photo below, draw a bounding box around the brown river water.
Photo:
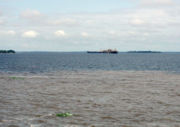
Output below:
[0,71,180,127]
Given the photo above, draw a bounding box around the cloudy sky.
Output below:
[0,0,180,51]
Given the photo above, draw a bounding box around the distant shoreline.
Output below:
[0,50,15,54]
[127,51,161,53]
[6,51,180,53]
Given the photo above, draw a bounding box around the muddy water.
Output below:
[0,71,180,127]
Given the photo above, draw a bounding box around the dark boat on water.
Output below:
[87,49,118,54]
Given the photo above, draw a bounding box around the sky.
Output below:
[0,0,180,51]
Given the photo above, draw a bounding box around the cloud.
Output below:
[0,10,7,25]
[81,32,89,37]
[49,18,79,26]
[7,30,16,35]
[127,9,172,27]
[108,30,116,35]
[1,0,180,51]
[128,31,137,35]
[0,19,4,25]
[22,30,39,38]
[21,9,43,20]
[130,18,145,25]
[54,30,66,37]
[141,0,173,6]
[0,30,16,36]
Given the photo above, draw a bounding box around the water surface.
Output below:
[0,52,180,73]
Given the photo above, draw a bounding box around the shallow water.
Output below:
[0,71,180,127]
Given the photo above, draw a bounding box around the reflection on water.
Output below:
[0,71,180,127]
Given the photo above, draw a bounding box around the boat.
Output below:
[87,49,118,54]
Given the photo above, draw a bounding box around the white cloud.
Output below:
[141,0,173,6]
[7,30,16,35]
[1,1,180,51]
[54,30,66,37]
[108,30,116,35]
[0,19,4,25]
[0,30,16,36]
[81,32,89,37]
[22,30,39,38]
[130,18,145,25]
[143,33,149,36]
[49,18,78,26]
[128,31,137,35]
[21,9,42,19]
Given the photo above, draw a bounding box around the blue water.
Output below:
[0,52,180,73]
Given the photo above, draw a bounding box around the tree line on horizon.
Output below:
[0,50,16,53]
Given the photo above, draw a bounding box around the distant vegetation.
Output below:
[0,50,15,53]
[127,51,161,53]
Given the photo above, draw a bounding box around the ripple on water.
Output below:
[0,71,180,127]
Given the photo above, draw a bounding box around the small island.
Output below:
[0,50,16,54]
[127,51,161,53]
